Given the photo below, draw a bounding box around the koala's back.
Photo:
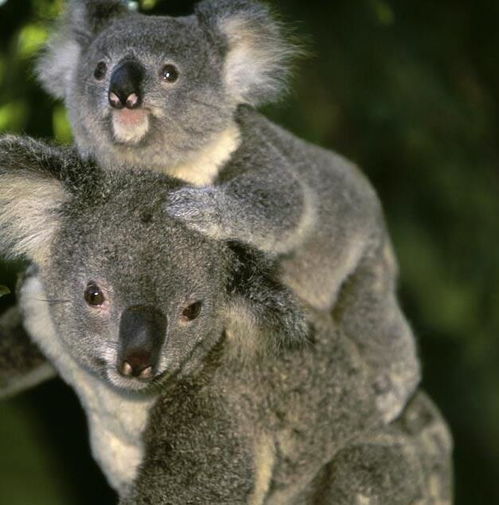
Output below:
[227,106,384,312]
[223,108,420,425]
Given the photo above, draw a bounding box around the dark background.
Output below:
[0,0,498,503]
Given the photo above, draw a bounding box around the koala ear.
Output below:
[68,0,130,41]
[195,0,299,106]
[224,242,311,356]
[36,0,130,99]
[0,136,72,264]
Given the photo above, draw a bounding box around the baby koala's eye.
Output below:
[84,282,106,307]
[94,61,108,81]
[160,64,179,83]
[180,301,202,322]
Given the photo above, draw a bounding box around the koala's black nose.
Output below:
[118,305,166,380]
[108,60,144,110]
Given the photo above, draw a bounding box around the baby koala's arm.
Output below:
[0,305,55,399]
[167,142,312,255]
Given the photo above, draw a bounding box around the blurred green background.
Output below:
[0,0,498,503]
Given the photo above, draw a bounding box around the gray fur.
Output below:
[37,0,419,423]
[0,137,452,503]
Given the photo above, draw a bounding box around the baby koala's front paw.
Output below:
[166,187,226,239]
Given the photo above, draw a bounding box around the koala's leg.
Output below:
[312,392,453,505]
[333,239,421,423]
[0,305,55,399]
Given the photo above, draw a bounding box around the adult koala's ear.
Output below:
[195,0,299,106]
[224,242,311,356]
[0,136,73,264]
[37,0,130,99]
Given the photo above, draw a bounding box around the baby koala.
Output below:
[0,136,452,504]
[37,0,419,421]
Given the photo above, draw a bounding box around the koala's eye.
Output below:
[94,61,108,81]
[160,64,179,83]
[84,282,106,307]
[181,301,202,322]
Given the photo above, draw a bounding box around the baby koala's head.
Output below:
[37,0,297,173]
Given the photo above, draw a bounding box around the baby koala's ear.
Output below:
[68,0,130,42]
[195,0,299,107]
[0,136,75,264]
[37,0,131,99]
[224,241,311,356]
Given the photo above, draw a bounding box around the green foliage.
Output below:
[140,0,159,10]
[0,0,498,503]
[17,23,48,59]
[0,402,73,505]
[53,105,73,144]
[0,101,27,132]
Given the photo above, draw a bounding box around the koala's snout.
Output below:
[118,305,166,380]
[108,60,145,110]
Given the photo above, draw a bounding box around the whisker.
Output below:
[35,298,72,305]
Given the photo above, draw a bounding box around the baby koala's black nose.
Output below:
[118,305,166,381]
[108,59,144,110]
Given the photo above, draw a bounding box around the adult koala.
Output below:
[36,0,420,424]
[0,136,452,504]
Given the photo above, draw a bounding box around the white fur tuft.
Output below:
[0,173,67,263]
[169,124,241,186]
[219,14,298,106]
[36,36,80,100]
[112,111,150,145]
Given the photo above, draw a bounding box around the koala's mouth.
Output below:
[104,365,164,394]
[111,109,150,145]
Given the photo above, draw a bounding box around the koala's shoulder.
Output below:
[215,107,293,182]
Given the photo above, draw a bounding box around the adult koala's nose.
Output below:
[108,59,145,110]
[117,305,166,381]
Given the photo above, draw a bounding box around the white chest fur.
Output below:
[20,275,155,492]
[167,124,241,187]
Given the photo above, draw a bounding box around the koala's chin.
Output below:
[111,109,151,146]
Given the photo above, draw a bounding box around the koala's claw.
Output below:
[166,187,226,238]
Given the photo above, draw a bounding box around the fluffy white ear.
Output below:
[0,136,71,264]
[196,0,299,106]
[36,35,80,100]
[36,0,131,99]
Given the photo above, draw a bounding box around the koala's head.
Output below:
[0,136,308,394]
[37,0,296,172]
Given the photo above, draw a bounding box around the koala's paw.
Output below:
[166,187,226,239]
